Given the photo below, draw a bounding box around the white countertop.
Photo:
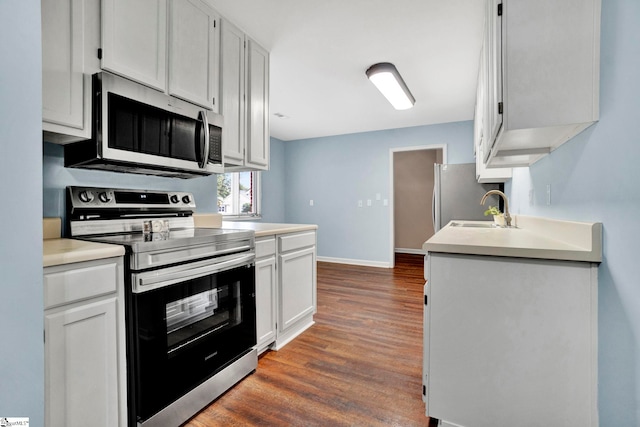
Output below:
[221,221,318,237]
[44,238,126,268]
[43,218,126,267]
[423,215,602,263]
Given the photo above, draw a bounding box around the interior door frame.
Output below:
[388,144,447,268]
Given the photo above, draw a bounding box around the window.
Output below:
[217,171,260,217]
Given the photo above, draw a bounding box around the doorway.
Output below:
[389,145,446,268]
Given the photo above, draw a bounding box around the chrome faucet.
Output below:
[481,190,512,227]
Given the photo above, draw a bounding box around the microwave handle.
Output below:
[197,110,210,169]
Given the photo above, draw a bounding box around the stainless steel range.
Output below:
[67,186,257,427]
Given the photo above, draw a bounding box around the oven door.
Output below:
[129,253,256,423]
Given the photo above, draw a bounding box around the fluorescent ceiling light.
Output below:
[366,62,415,110]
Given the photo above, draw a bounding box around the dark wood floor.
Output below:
[186,254,432,426]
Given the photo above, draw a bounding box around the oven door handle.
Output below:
[132,252,254,293]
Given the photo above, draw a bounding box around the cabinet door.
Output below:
[278,246,316,333]
[169,0,219,110]
[220,19,246,165]
[45,298,120,427]
[245,39,270,170]
[101,0,167,91]
[42,0,89,141]
[255,256,277,352]
[482,0,503,161]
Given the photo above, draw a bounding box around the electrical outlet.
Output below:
[358,200,363,208]
[309,199,314,206]
[367,199,372,207]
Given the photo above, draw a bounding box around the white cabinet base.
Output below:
[44,257,126,427]
[273,317,315,351]
[425,253,598,427]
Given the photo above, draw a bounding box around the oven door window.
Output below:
[165,282,239,355]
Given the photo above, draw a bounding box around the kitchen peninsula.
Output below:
[422,216,602,427]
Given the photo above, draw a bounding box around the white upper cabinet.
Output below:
[474,43,512,183]
[42,0,91,143]
[220,19,270,171]
[480,0,601,168]
[101,0,220,110]
[220,20,246,165]
[246,40,270,169]
[169,0,220,110]
[101,0,168,92]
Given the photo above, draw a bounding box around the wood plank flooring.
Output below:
[186,254,433,426]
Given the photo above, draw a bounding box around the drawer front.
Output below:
[44,260,119,309]
[278,231,316,253]
[255,236,276,259]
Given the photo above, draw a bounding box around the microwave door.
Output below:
[96,72,218,176]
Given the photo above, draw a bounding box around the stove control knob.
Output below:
[78,191,94,203]
[170,195,180,204]
[182,195,191,204]
[98,192,112,203]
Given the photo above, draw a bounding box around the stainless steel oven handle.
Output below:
[133,252,254,293]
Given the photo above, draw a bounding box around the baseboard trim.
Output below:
[395,248,427,255]
[317,256,391,269]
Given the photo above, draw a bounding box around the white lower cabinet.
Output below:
[44,257,126,427]
[254,230,317,353]
[424,252,598,427]
[255,236,277,353]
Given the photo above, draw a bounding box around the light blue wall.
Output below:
[283,122,475,264]
[259,137,286,223]
[44,137,287,229]
[0,0,44,424]
[506,0,640,423]
[43,143,219,233]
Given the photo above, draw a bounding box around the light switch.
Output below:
[546,184,551,205]
[309,199,314,206]
[367,199,372,207]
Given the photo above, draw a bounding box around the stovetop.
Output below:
[80,227,254,253]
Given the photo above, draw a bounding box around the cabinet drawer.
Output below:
[255,236,276,259]
[44,260,119,309]
[278,231,316,253]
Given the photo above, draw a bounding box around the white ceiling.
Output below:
[206,0,485,141]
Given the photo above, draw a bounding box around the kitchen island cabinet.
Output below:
[43,236,126,427]
[422,216,601,427]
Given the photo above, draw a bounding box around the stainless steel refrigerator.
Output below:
[432,163,502,231]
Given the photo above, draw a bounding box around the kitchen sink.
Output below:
[449,222,518,229]
[449,222,497,228]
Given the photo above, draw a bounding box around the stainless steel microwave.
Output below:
[64,72,223,178]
